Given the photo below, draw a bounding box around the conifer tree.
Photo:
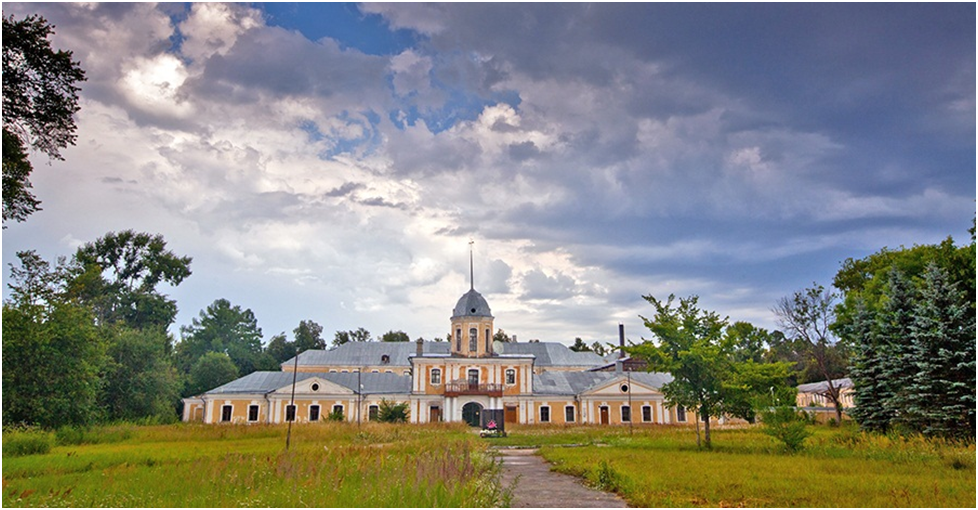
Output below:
[904,264,976,438]
[845,298,888,432]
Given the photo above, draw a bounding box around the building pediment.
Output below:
[582,375,662,397]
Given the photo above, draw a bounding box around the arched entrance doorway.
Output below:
[461,402,483,427]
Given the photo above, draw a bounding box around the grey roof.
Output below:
[797,378,853,393]
[533,370,673,395]
[452,288,492,318]
[283,341,451,368]
[202,371,411,396]
[502,342,605,366]
[283,341,603,368]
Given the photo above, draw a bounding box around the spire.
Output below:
[468,239,475,290]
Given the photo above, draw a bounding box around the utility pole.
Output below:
[286,346,299,451]
[357,368,362,428]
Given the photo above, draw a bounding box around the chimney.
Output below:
[618,323,626,359]
[416,337,424,356]
[512,334,517,343]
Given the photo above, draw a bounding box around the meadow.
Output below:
[3,421,975,507]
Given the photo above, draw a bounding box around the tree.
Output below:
[376,398,410,423]
[569,337,592,352]
[100,326,181,422]
[176,299,265,377]
[2,14,86,225]
[68,230,192,330]
[265,333,293,363]
[493,328,512,343]
[381,330,410,342]
[334,327,371,346]
[903,264,976,438]
[590,341,607,356]
[294,320,325,351]
[773,284,847,424]
[186,352,239,397]
[630,294,732,449]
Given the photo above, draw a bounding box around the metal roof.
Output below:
[202,371,412,396]
[283,341,451,368]
[502,342,606,366]
[533,370,673,395]
[452,288,493,318]
[797,378,853,394]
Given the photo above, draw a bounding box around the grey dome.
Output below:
[452,289,493,318]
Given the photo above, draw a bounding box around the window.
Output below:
[309,405,321,422]
[467,369,479,386]
[505,368,516,385]
[469,328,478,351]
[621,405,631,422]
[311,383,320,391]
[540,406,551,423]
[332,405,344,419]
[676,406,686,423]
[248,405,260,422]
[381,354,390,364]
[285,404,297,422]
[456,328,462,350]
[221,405,233,422]
[430,368,442,385]
[565,405,575,423]
[642,405,652,423]
[485,328,491,352]
[368,405,379,421]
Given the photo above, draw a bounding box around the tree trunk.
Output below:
[702,407,712,449]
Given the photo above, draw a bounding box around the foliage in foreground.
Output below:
[2,422,506,508]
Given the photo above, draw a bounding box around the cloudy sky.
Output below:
[3,3,974,347]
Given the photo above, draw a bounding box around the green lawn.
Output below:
[3,422,974,507]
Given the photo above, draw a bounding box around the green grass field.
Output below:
[3,421,975,507]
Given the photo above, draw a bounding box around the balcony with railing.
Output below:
[444,380,503,397]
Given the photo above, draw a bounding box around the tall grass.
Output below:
[2,422,506,507]
[524,423,975,507]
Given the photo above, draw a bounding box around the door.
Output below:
[504,405,518,425]
[461,402,483,427]
[600,406,609,425]
[429,406,442,423]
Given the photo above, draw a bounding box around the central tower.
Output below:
[450,241,494,357]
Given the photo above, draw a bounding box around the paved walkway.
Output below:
[494,448,627,508]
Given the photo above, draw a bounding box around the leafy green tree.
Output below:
[176,299,265,377]
[380,330,410,342]
[100,326,181,421]
[333,327,371,346]
[590,341,607,356]
[376,399,409,423]
[2,14,86,225]
[773,284,847,424]
[3,251,105,428]
[68,230,192,330]
[493,328,511,343]
[186,352,239,397]
[630,294,733,449]
[294,320,326,351]
[265,333,293,363]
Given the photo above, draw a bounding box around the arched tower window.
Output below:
[485,328,491,353]
[456,328,462,351]
[469,328,478,351]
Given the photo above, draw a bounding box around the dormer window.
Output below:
[381,354,390,364]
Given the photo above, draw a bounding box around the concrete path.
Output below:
[495,448,627,508]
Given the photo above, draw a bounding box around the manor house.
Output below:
[182,281,684,428]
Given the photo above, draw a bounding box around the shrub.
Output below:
[3,431,53,457]
[759,406,813,452]
[590,460,624,492]
[377,399,409,423]
[327,408,344,422]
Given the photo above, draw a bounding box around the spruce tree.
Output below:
[845,298,888,432]
[905,264,976,438]
[876,269,918,432]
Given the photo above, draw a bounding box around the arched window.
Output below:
[430,368,442,385]
[505,368,516,385]
[469,328,477,351]
[455,328,462,351]
[485,328,491,352]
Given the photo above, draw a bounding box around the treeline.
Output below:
[1,230,418,429]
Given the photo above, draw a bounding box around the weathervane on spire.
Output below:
[468,238,475,290]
